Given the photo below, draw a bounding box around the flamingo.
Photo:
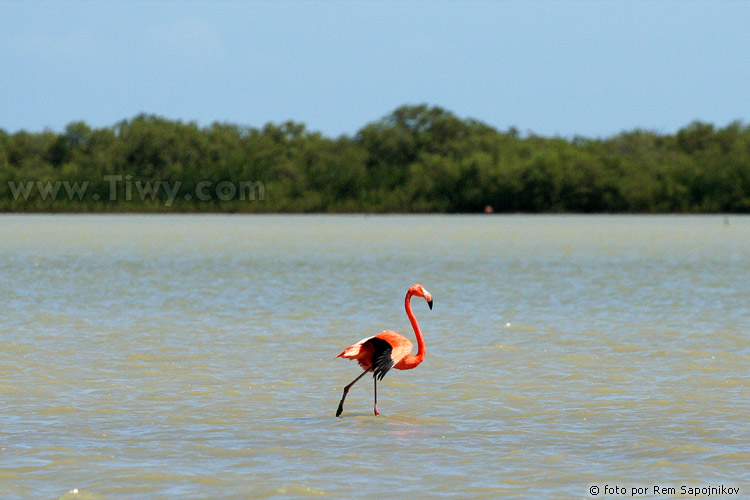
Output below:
[335,284,433,417]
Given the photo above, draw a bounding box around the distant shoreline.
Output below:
[3,105,749,213]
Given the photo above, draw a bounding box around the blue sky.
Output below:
[2,1,748,139]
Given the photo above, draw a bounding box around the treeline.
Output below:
[1,104,749,212]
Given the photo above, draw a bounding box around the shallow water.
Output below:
[1,214,748,499]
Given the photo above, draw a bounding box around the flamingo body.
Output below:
[335,330,413,375]
[335,284,433,417]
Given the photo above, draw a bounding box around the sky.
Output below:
[1,0,749,139]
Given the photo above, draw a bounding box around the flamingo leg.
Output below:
[373,376,380,416]
[336,368,369,417]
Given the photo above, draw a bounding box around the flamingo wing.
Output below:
[336,334,380,363]
[336,330,412,379]
[335,335,373,360]
[373,331,413,368]
[368,336,395,380]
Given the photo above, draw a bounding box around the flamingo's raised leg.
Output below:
[336,368,369,417]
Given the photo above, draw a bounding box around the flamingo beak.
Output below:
[419,286,433,309]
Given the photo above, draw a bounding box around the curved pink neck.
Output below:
[399,290,425,369]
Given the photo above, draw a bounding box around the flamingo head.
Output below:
[409,284,433,310]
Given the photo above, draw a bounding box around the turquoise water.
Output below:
[1,215,748,499]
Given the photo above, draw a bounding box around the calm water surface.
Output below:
[1,215,748,499]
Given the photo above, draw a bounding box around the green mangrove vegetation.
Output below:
[1,105,749,212]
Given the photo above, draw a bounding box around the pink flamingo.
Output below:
[335,284,433,417]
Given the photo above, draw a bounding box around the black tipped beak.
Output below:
[427,299,433,310]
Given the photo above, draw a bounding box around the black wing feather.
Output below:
[367,337,394,381]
